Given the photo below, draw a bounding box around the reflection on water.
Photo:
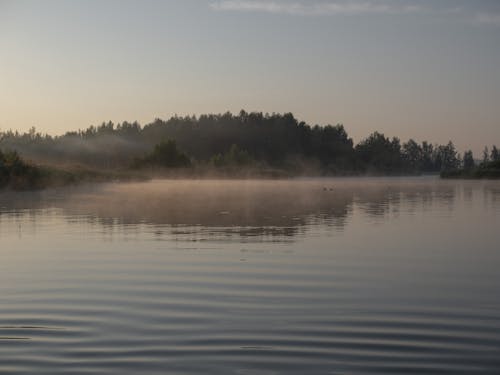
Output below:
[1,177,500,374]
[2,177,497,240]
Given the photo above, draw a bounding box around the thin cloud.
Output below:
[474,12,500,26]
[210,1,500,28]
[209,1,423,16]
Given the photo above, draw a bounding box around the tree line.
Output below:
[0,111,498,175]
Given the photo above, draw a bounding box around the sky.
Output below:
[1,0,499,154]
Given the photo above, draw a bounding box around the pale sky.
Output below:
[1,0,499,154]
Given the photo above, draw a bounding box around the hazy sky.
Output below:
[1,0,499,153]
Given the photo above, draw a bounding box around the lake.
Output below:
[1,177,499,374]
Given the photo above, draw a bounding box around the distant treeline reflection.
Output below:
[2,179,497,241]
[2,111,498,177]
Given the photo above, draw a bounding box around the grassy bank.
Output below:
[1,150,148,190]
[441,160,500,179]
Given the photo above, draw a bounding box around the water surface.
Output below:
[1,178,499,374]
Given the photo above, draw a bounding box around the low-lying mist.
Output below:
[3,111,491,178]
[3,178,495,240]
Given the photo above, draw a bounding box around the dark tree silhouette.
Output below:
[402,139,424,172]
[483,146,490,164]
[0,149,42,189]
[135,140,190,168]
[463,150,475,170]
[355,132,403,173]
[491,145,499,162]
[0,110,489,176]
[435,142,460,171]
[210,144,254,167]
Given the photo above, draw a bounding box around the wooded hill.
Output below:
[1,111,497,175]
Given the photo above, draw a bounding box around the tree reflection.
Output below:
[0,179,496,242]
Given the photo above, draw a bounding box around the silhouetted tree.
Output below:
[210,144,254,167]
[0,111,480,176]
[463,150,475,170]
[136,140,190,168]
[402,139,423,172]
[435,142,460,171]
[420,141,436,172]
[355,132,403,173]
[491,145,499,162]
[0,149,42,189]
[483,146,490,164]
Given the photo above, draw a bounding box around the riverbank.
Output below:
[5,149,498,191]
[441,160,500,179]
[1,151,148,190]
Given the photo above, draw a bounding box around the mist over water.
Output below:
[1,177,500,374]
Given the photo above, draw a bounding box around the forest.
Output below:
[1,110,499,188]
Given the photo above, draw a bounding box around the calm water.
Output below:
[1,177,499,374]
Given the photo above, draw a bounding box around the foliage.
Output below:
[210,144,254,167]
[355,132,403,173]
[462,150,475,170]
[0,111,497,176]
[0,149,43,189]
[434,142,460,172]
[0,148,149,190]
[483,146,490,164]
[134,140,190,168]
[442,158,500,179]
[491,145,499,162]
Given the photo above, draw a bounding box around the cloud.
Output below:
[210,1,500,28]
[209,1,423,16]
[474,12,500,26]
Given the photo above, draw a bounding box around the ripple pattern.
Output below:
[0,178,499,374]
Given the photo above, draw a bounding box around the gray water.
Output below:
[1,177,499,374]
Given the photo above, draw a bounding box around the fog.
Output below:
[3,177,497,241]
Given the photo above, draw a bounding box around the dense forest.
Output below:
[1,111,499,181]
